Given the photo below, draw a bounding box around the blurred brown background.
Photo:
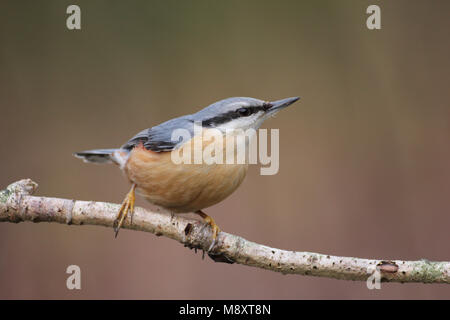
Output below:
[0,0,449,299]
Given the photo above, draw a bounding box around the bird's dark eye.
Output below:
[237,107,251,116]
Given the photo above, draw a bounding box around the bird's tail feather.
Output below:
[74,149,119,164]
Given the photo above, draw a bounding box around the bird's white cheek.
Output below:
[217,115,260,132]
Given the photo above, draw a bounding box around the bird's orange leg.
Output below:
[195,210,221,251]
[113,184,136,237]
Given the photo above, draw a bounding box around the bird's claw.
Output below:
[208,237,217,252]
[113,184,136,237]
[195,210,220,252]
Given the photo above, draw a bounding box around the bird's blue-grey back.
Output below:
[122,97,264,152]
[75,97,268,163]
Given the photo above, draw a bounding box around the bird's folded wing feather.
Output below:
[121,116,195,152]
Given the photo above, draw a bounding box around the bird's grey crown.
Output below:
[121,97,267,152]
[193,97,265,119]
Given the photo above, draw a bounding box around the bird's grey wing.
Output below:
[121,116,195,152]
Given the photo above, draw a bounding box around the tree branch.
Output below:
[1,179,449,285]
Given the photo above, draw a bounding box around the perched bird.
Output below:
[75,96,299,249]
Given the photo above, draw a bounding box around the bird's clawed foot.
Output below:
[195,210,221,252]
[113,184,136,237]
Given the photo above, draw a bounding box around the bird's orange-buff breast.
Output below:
[123,136,248,213]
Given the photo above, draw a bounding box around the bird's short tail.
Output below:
[74,149,119,164]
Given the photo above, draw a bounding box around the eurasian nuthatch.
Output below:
[75,96,299,249]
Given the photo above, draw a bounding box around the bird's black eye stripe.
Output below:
[202,105,267,127]
[236,105,270,116]
[236,107,252,116]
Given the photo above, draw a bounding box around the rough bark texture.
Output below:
[1,179,449,284]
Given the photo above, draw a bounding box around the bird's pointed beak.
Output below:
[268,97,300,111]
